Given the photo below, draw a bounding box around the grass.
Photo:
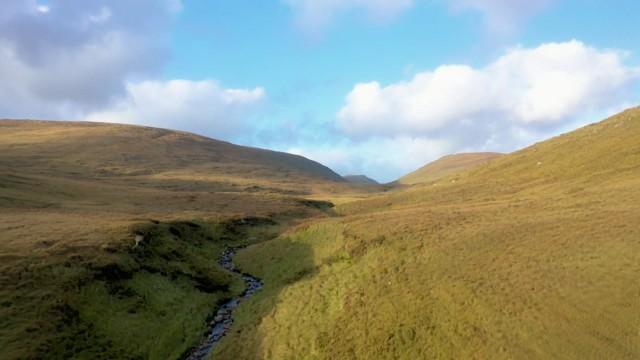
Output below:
[0,120,357,359]
[397,152,503,185]
[213,107,640,359]
[0,217,288,359]
[2,109,640,359]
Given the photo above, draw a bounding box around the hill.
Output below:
[344,175,379,185]
[0,120,344,184]
[0,120,349,359]
[213,107,640,359]
[398,152,503,185]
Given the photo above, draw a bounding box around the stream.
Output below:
[184,247,263,360]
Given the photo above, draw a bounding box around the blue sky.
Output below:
[1,0,639,181]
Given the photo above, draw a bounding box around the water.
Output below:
[183,247,263,360]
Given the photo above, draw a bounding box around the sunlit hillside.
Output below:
[398,152,503,185]
[214,108,640,359]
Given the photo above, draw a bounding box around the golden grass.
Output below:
[398,152,503,185]
[214,107,640,359]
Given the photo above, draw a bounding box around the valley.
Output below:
[1,108,640,359]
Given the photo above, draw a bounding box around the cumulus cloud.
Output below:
[283,0,413,34]
[86,80,266,138]
[338,40,639,145]
[0,0,179,119]
[0,0,268,143]
[450,0,554,34]
[332,40,640,180]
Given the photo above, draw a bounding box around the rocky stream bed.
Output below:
[183,247,263,360]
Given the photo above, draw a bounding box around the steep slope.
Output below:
[398,152,503,185]
[344,175,379,185]
[0,120,349,359]
[214,107,640,359]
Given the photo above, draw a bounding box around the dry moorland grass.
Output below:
[214,108,640,359]
[2,109,639,359]
[398,152,503,185]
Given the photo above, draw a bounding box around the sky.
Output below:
[1,0,639,182]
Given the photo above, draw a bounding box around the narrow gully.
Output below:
[184,247,263,360]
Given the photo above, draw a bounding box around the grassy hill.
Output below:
[398,152,503,185]
[0,120,349,359]
[213,107,640,359]
[0,120,344,185]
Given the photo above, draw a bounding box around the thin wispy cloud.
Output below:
[284,0,555,36]
[450,0,555,35]
[283,0,414,35]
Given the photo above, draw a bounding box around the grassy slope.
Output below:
[0,120,354,359]
[216,108,640,359]
[398,152,503,185]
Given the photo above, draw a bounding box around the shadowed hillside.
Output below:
[344,175,379,185]
[398,152,503,185]
[214,107,640,359]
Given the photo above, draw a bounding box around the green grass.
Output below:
[2,220,237,359]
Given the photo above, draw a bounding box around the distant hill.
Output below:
[398,152,502,185]
[0,120,344,184]
[344,175,379,185]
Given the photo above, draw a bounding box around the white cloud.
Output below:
[283,0,413,34]
[332,40,640,180]
[86,80,266,138]
[0,0,178,119]
[86,7,112,25]
[338,40,639,143]
[36,5,50,14]
[0,0,266,144]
